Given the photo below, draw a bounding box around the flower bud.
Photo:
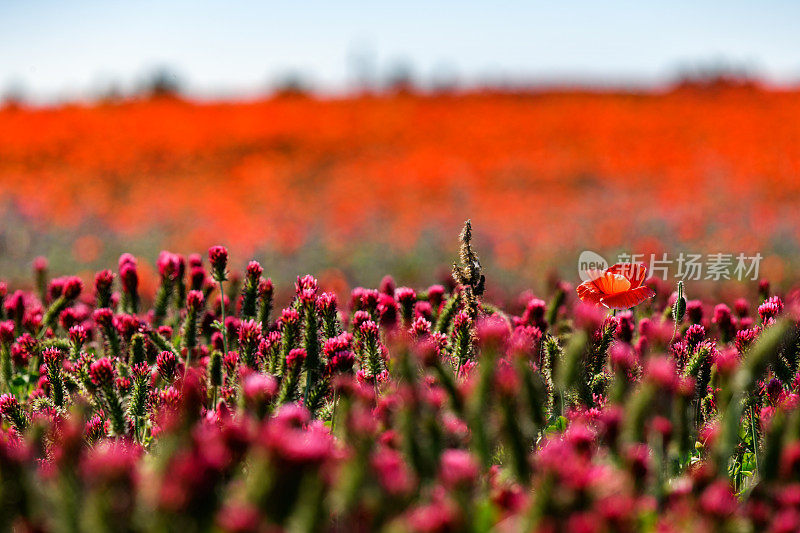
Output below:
[672,281,686,324]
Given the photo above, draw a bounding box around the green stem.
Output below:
[330,390,338,432]
[750,406,760,477]
[219,280,229,356]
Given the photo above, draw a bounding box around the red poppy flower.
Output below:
[577,263,655,309]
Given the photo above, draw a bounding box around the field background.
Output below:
[2,82,800,295]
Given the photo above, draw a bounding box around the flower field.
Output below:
[1,223,800,532]
[2,84,800,286]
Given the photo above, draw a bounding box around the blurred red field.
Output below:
[1,84,800,282]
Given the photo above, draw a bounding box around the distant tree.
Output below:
[430,62,460,95]
[271,71,312,98]
[385,60,416,94]
[141,67,183,99]
[671,62,761,91]
[1,82,27,110]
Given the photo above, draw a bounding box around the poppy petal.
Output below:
[577,280,604,305]
[592,272,631,295]
[608,263,647,288]
[600,286,656,309]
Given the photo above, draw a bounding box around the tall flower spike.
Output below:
[208,245,230,356]
[93,308,121,358]
[276,308,301,377]
[396,287,417,328]
[208,349,223,399]
[257,278,274,336]
[153,250,180,326]
[298,281,323,410]
[0,321,13,390]
[451,310,474,367]
[90,357,127,436]
[452,220,485,320]
[94,269,115,309]
[42,347,65,407]
[377,293,398,330]
[276,348,307,405]
[128,362,151,442]
[0,282,6,321]
[189,265,206,291]
[208,245,229,283]
[33,256,48,305]
[379,275,396,296]
[317,292,341,338]
[174,253,187,311]
[119,254,140,314]
[671,280,686,342]
[181,290,204,353]
[673,281,686,322]
[40,276,83,337]
[240,260,263,320]
[238,319,262,369]
[0,393,29,431]
[427,284,445,312]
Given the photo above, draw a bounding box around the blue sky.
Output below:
[2,0,799,101]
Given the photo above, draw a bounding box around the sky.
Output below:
[2,0,800,101]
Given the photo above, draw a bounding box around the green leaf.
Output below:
[472,499,498,532]
[546,415,567,434]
